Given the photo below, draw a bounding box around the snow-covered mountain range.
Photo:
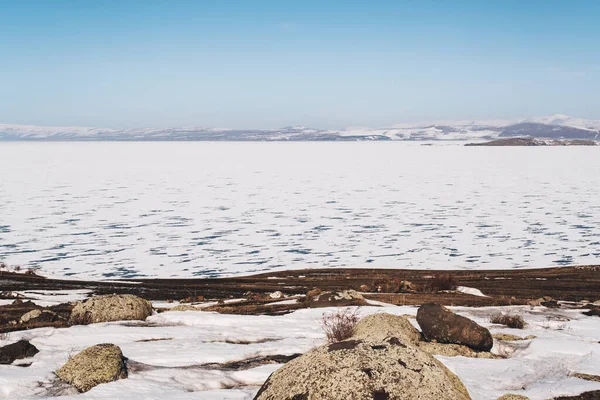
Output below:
[1,114,599,141]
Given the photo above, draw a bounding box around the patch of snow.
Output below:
[456,286,488,297]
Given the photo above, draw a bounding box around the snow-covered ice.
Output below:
[0,142,599,280]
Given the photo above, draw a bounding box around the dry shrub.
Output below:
[430,273,458,292]
[490,313,526,329]
[321,308,360,343]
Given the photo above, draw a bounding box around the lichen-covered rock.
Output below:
[20,309,60,324]
[20,309,42,323]
[56,344,127,392]
[416,342,496,359]
[352,313,421,344]
[70,294,152,324]
[0,340,39,364]
[168,304,203,312]
[417,303,493,351]
[497,395,530,400]
[492,333,536,341]
[254,337,471,400]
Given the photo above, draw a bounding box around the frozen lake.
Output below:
[0,142,598,279]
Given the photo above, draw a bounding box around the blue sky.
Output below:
[1,0,599,129]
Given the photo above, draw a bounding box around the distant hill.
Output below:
[1,114,599,142]
[466,138,598,146]
[499,123,599,140]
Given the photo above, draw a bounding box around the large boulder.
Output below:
[70,294,152,324]
[56,344,127,392]
[352,313,421,344]
[254,337,471,400]
[416,303,493,351]
[0,340,39,364]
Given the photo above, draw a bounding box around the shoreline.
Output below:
[3,264,599,305]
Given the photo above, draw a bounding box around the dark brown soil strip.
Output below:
[2,265,599,302]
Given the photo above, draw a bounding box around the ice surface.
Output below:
[0,142,599,279]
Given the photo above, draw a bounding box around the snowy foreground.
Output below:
[1,295,600,399]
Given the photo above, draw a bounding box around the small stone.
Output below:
[269,291,283,299]
[20,309,42,323]
[492,333,535,341]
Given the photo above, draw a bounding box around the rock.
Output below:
[245,292,268,301]
[570,372,600,382]
[402,280,418,292]
[493,333,536,341]
[332,290,364,301]
[306,289,367,307]
[528,296,554,307]
[554,392,600,400]
[0,340,39,364]
[20,309,42,323]
[359,284,370,292]
[169,305,202,311]
[528,298,543,306]
[352,313,421,344]
[497,395,530,400]
[56,344,127,392]
[583,308,600,317]
[541,300,560,308]
[381,278,402,293]
[416,342,495,359]
[179,295,204,303]
[269,291,283,299]
[70,294,152,324]
[417,303,493,352]
[254,337,471,400]
[20,309,60,324]
[593,300,600,306]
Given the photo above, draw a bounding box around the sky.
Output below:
[1,0,600,129]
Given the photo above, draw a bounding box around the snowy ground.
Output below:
[1,142,600,280]
[1,300,599,400]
